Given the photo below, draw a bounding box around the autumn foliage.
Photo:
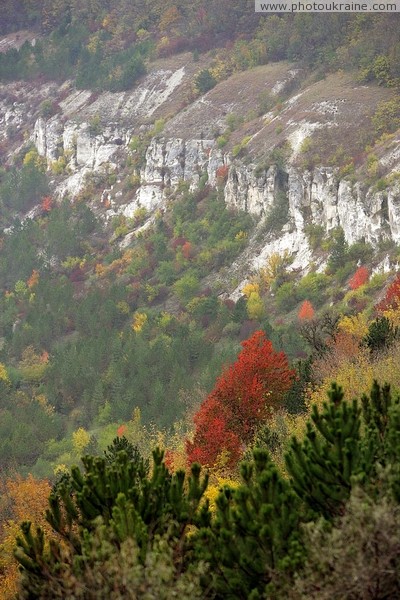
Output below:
[377,274,400,312]
[186,331,294,468]
[298,300,315,320]
[41,196,53,212]
[0,475,51,598]
[349,266,369,290]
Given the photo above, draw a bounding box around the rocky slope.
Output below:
[1,47,400,285]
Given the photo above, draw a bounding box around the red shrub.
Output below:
[377,274,400,312]
[298,300,315,320]
[349,266,369,290]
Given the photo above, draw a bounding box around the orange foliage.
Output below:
[41,196,53,212]
[349,266,369,290]
[27,269,39,289]
[181,241,193,260]
[0,475,51,598]
[40,350,49,363]
[117,424,126,437]
[298,300,315,320]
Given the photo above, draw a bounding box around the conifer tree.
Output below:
[15,439,210,597]
[194,449,304,599]
[285,383,362,518]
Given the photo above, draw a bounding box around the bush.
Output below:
[275,282,298,312]
[295,489,400,600]
[194,69,216,94]
[297,273,330,307]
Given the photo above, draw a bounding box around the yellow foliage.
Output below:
[18,347,48,383]
[0,363,10,384]
[158,6,181,33]
[116,301,130,315]
[242,281,260,298]
[247,292,265,321]
[209,58,232,82]
[381,306,400,327]
[95,263,106,277]
[132,312,148,333]
[72,427,91,455]
[258,251,291,290]
[0,475,51,599]
[308,342,400,417]
[22,149,46,173]
[235,230,247,242]
[53,464,70,477]
[35,394,54,416]
[338,312,369,340]
[205,450,240,512]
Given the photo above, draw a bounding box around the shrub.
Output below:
[194,69,216,94]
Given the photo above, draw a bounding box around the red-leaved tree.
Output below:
[298,300,315,320]
[186,330,295,467]
[377,274,400,312]
[349,266,369,290]
[186,396,242,468]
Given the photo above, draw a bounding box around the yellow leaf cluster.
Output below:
[242,281,260,298]
[0,475,51,599]
[247,292,265,321]
[0,363,10,384]
[381,306,400,327]
[258,251,291,290]
[132,312,148,333]
[338,312,369,340]
[72,427,91,455]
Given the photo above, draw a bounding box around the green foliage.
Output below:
[15,444,210,596]
[372,97,400,136]
[232,136,252,158]
[12,379,400,597]
[194,449,304,598]
[326,227,349,273]
[286,383,362,519]
[275,282,298,312]
[88,114,102,136]
[173,271,200,305]
[347,239,374,263]
[297,272,331,308]
[194,69,217,94]
[304,223,325,251]
[286,381,400,520]
[0,162,49,213]
[295,487,400,600]
[363,316,399,355]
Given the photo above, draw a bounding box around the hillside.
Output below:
[1,4,400,598]
[0,7,398,475]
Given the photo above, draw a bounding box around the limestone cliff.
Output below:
[1,52,399,282]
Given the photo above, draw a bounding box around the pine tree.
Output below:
[285,383,362,518]
[363,316,399,355]
[194,449,304,599]
[15,440,210,597]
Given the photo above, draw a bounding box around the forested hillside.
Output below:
[0,1,400,597]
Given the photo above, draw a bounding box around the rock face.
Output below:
[224,161,400,271]
[1,51,399,277]
[32,104,400,272]
[224,163,398,245]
